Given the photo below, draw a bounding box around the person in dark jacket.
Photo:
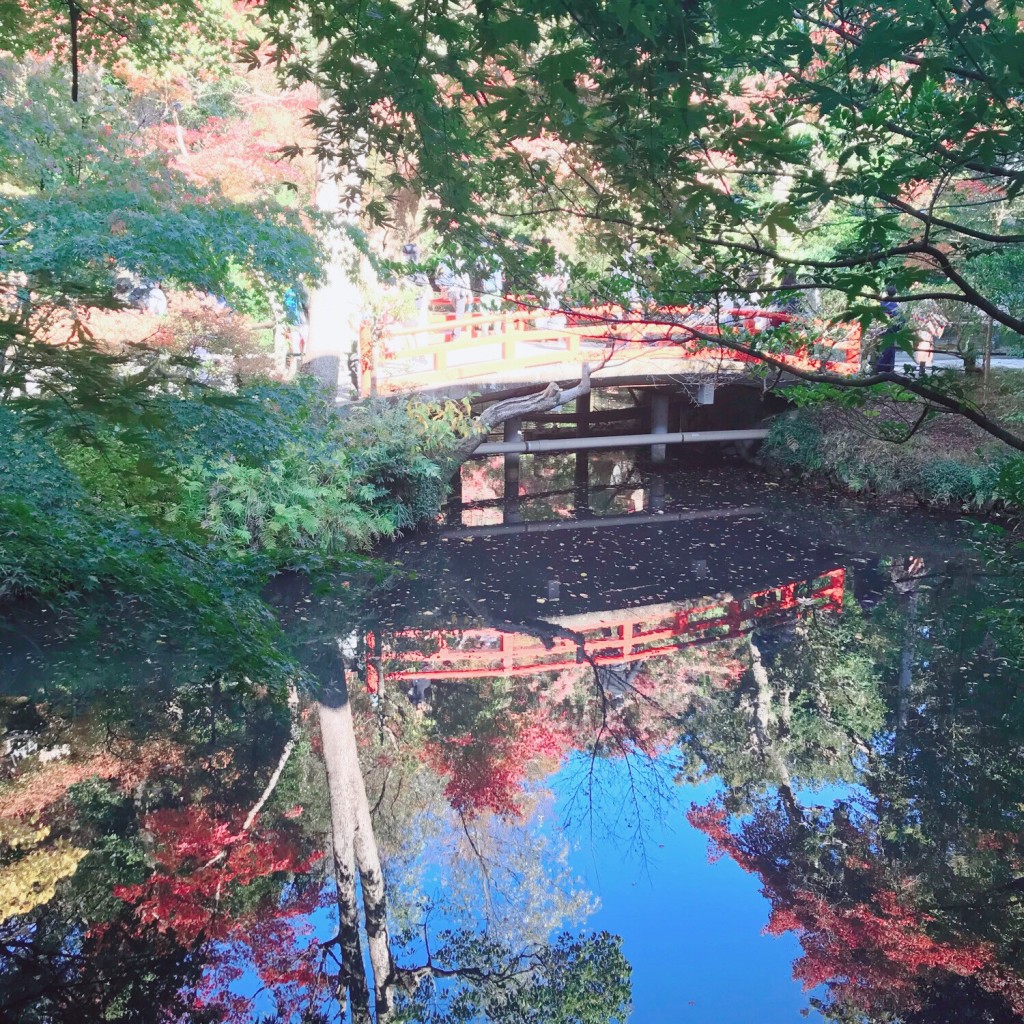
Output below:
[875,285,902,372]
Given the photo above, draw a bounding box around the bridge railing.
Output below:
[364,568,845,691]
[358,303,861,397]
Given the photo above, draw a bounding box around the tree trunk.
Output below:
[315,645,373,1022]
[749,638,801,821]
[313,638,396,1022]
[439,368,594,471]
[303,102,364,397]
[353,753,395,1020]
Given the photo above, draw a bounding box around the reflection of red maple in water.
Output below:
[192,894,330,1023]
[687,800,998,1015]
[115,807,321,944]
[108,805,336,1022]
[424,710,575,819]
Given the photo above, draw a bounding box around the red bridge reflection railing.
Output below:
[358,304,861,397]
[365,569,845,691]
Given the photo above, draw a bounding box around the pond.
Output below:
[3,451,1023,1023]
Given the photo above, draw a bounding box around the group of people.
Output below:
[399,240,508,329]
[397,236,574,334]
[390,242,951,374]
[114,274,168,316]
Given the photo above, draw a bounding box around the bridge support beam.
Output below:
[647,475,666,513]
[576,391,591,436]
[445,468,463,528]
[650,393,670,464]
[503,417,523,523]
[574,452,590,515]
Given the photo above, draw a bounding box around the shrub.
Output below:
[914,458,977,504]
[763,406,1014,510]
[763,414,825,472]
[0,375,472,678]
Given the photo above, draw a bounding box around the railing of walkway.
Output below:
[363,568,845,691]
[357,303,861,397]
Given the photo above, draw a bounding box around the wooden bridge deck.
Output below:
[358,304,861,398]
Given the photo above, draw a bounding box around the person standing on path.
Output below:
[875,285,902,373]
[400,242,432,346]
[437,251,473,329]
[535,237,568,327]
[146,281,168,317]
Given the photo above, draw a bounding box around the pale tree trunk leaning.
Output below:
[303,113,364,396]
[315,641,396,1022]
[441,365,595,470]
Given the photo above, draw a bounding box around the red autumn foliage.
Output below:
[688,798,996,1015]
[115,806,321,943]
[765,888,992,1011]
[193,883,330,1023]
[424,708,574,819]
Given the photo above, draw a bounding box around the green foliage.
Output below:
[0,361,470,680]
[410,930,632,1024]
[762,413,825,473]
[0,1,239,81]
[764,408,1020,509]
[259,0,1024,334]
[172,394,463,559]
[0,56,320,316]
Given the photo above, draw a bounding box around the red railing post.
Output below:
[365,630,379,693]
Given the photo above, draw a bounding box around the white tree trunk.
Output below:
[316,641,395,1021]
[303,126,364,397]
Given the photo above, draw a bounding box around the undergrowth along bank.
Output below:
[763,374,1024,513]
[0,373,473,678]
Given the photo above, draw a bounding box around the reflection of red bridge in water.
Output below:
[358,304,861,397]
[365,568,845,691]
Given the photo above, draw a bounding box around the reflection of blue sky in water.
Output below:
[226,751,851,1024]
[550,751,831,1023]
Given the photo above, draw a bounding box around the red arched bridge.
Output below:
[364,568,845,691]
[357,302,861,398]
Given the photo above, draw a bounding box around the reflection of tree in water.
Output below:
[0,593,632,1023]
[320,649,628,1022]
[682,560,1024,1022]
[10,540,1024,1022]
[0,660,310,1022]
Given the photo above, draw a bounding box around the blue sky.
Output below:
[550,753,824,1024]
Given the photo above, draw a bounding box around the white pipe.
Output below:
[472,428,768,456]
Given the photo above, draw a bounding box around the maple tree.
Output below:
[688,797,1000,1018]
[669,556,1024,1021]
[424,685,574,818]
[0,54,319,319]
[247,0,1024,456]
[114,806,321,944]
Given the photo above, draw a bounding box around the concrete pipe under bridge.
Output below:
[473,428,769,457]
[477,380,785,464]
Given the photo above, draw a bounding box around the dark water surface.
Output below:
[4,454,1024,1023]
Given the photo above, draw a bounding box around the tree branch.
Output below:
[885,196,1024,245]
